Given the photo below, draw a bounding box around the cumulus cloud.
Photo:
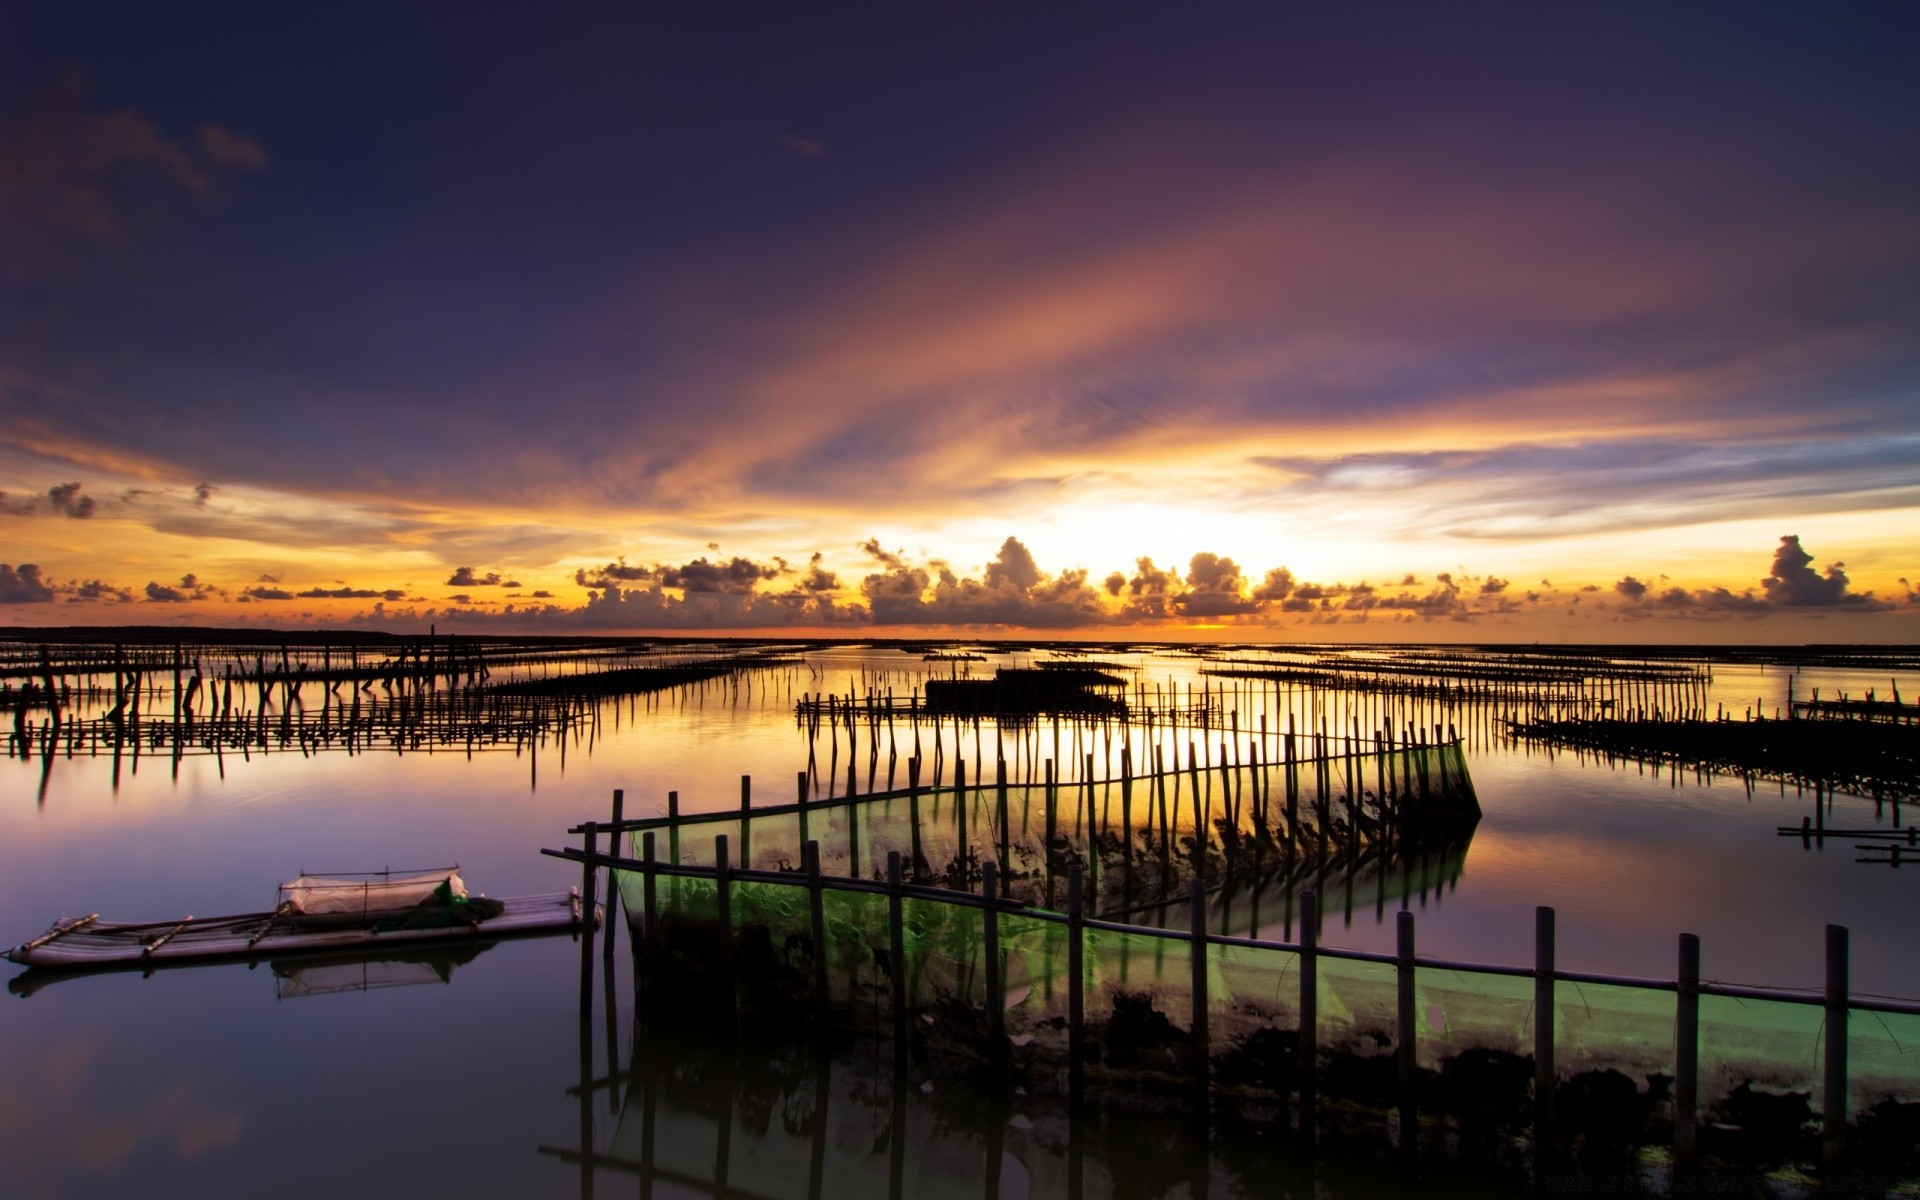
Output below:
[862,535,1106,628]
[1117,557,1181,619]
[446,566,506,587]
[365,579,864,632]
[144,573,215,603]
[0,563,55,603]
[1178,552,1255,617]
[799,552,838,593]
[302,586,406,600]
[659,556,781,594]
[1,482,96,518]
[983,536,1042,591]
[1761,535,1887,609]
[1609,536,1892,618]
[71,578,133,603]
[574,558,658,588]
[1253,567,1296,602]
[860,539,906,570]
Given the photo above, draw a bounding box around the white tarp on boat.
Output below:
[280,869,465,918]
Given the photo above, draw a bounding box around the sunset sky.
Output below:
[3,4,1918,640]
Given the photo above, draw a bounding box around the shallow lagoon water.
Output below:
[3,644,1915,1197]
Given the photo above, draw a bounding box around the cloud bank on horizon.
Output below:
[4,534,1910,645]
[1,5,1917,639]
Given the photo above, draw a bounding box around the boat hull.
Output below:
[6,891,597,973]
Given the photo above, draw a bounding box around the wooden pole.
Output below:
[579,823,598,1015]
[1397,909,1418,1158]
[603,788,624,965]
[996,756,1010,879]
[715,834,735,1023]
[1299,888,1318,1152]
[908,755,924,882]
[956,760,969,879]
[806,840,828,1005]
[1189,883,1210,1115]
[888,850,907,1065]
[983,859,1003,1066]
[641,830,658,959]
[1067,861,1085,1106]
[1675,932,1700,1169]
[740,774,752,872]
[1535,906,1555,1146]
[1824,924,1849,1172]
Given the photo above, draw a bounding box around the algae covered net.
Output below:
[612,859,1919,1137]
[615,738,1479,920]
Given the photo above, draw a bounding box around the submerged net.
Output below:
[603,738,1915,1147]
[614,862,1919,1136]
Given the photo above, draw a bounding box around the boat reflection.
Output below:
[8,938,499,999]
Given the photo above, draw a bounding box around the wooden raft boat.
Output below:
[6,889,597,972]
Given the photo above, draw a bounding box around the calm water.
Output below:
[3,644,1915,1198]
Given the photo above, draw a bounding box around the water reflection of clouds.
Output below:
[0,1035,243,1198]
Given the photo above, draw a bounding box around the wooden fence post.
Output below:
[806,840,828,1005]
[888,850,907,1063]
[996,757,1010,879]
[641,830,658,957]
[579,823,598,1015]
[983,860,1003,1064]
[1299,888,1319,1151]
[1535,906,1556,1146]
[1824,924,1849,1172]
[908,755,924,882]
[740,775,752,871]
[715,834,735,1022]
[603,789,624,965]
[1397,908,1418,1158]
[1045,758,1058,852]
[1067,861,1085,1105]
[1190,883,1210,1115]
[1675,932,1700,1168]
[955,760,969,879]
